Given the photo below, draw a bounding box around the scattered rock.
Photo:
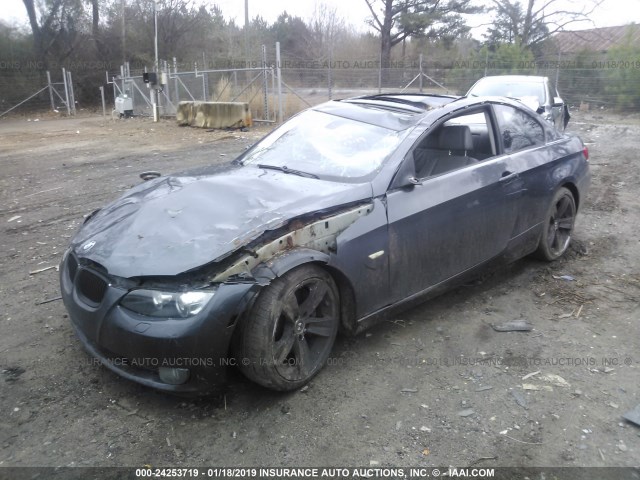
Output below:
[401,388,418,393]
[553,275,575,281]
[2,367,25,383]
[540,373,570,387]
[511,391,527,409]
[622,404,640,426]
[475,385,493,392]
[523,383,553,392]
[491,320,533,332]
[458,408,475,417]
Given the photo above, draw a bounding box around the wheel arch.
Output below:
[561,181,580,210]
[252,248,358,337]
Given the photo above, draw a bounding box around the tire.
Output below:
[235,264,340,391]
[535,187,576,261]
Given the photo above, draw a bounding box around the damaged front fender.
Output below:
[211,203,373,284]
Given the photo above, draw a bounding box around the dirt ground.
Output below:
[0,108,639,471]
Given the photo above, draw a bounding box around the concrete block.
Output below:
[176,101,252,129]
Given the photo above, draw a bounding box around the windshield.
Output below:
[240,110,408,180]
[469,80,546,105]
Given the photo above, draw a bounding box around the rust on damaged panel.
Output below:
[211,203,373,283]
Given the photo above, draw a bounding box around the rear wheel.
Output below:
[535,187,576,261]
[236,264,339,391]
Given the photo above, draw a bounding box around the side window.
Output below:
[411,109,496,179]
[494,105,545,153]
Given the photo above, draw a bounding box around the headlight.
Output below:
[120,288,216,318]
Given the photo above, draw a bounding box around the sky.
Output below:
[1,0,639,37]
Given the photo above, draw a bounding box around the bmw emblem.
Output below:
[82,240,96,251]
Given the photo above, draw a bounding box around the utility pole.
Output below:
[121,0,126,64]
[244,0,249,80]
[153,0,160,122]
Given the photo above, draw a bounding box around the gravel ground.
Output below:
[0,110,639,471]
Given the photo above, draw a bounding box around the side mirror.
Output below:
[552,97,564,107]
[390,153,421,190]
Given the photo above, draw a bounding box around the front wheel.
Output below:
[535,187,576,261]
[235,264,340,391]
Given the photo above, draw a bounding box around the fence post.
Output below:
[271,65,276,118]
[262,45,269,121]
[46,71,55,111]
[328,43,333,100]
[120,64,125,97]
[378,51,382,93]
[62,68,71,116]
[67,70,76,115]
[100,86,106,117]
[173,57,180,105]
[484,49,488,77]
[419,53,423,93]
[276,42,283,123]
[555,51,561,90]
[110,72,117,109]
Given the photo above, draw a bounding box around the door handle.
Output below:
[499,171,518,182]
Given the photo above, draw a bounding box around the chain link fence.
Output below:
[0,68,76,118]
[3,42,637,120]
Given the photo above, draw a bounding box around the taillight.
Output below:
[582,144,589,161]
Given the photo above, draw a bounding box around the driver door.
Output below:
[385,108,525,302]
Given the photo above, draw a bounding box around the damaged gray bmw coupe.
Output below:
[60,94,590,393]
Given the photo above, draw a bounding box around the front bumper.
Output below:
[60,250,258,394]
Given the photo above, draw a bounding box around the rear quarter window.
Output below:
[494,104,545,153]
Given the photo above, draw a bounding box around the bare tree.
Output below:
[486,0,602,48]
[364,0,480,80]
[22,0,64,66]
[308,2,346,60]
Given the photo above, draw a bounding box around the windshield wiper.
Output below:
[256,164,319,179]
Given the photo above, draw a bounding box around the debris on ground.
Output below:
[623,405,640,427]
[2,367,25,383]
[29,265,58,275]
[553,275,575,281]
[475,385,493,392]
[522,371,541,380]
[139,171,162,181]
[401,388,418,393]
[522,384,553,392]
[491,320,533,332]
[511,390,527,409]
[539,374,570,387]
[35,296,63,305]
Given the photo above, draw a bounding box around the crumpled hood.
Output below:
[71,164,372,278]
